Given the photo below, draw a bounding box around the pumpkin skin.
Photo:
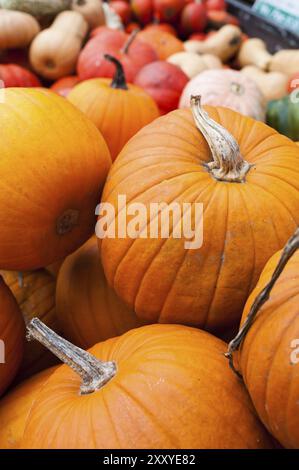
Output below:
[0,88,111,271]
[0,64,40,87]
[99,105,299,331]
[69,57,160,160]
[266,95,299,141]
[237,247,299,449]
[0,366,56,449]
[134,60,188,114]
[137,29,184,60]
[57,237,147,349]
[50,75,81,97]
[21,324,272,449]
[179,69,266,121]
[0,9,40,49]
[77,28,158,83]
[0,270,59,380]
[0,277,25,397]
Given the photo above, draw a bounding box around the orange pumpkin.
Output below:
[21,320,272,449]
[137,29,184,60]
[0,88,111,271]
[0,277,25,397]
[226,228,299,449]
[0,270,59,380]
[99,96,299,332]
[0,366,56,449]
[69,55,159,161]
[57,237,147,349]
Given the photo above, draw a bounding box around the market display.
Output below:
[0,0,298,451]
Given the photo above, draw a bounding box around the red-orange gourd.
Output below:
[1,270,59,380]
[228,228,299,449]
[0,88,111,271]
[50,75,81,97]
[57,237,147,349]
[137,29,184,60]
[99,97,299,332]
[21,320,272,449]
[0,277,25,397]
[0,367,56,449]
[69,55,159,161]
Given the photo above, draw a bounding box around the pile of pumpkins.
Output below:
[0,0,298,451]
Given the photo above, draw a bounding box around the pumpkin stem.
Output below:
[104,54,128,90]
[27,318,117,395]
[225,227,299,377]
[190,95,251,183]
[120,29,139,55]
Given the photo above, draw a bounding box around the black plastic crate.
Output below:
[226,0,299,52]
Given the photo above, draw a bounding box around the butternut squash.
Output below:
[0,0,71,18]
[241,66,288,101]
[269,50,299,79]
[29,11,88,80]
[71,0,105,29]
[167,52,222,79]
[238,38,272,71]
[184,25,242,62]
[0,9,40,49]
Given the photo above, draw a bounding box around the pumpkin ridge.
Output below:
[114,380,180,448]
[200,185,229,329]
[114,178,214,313]
[247,180,298,228]
[237,187,257,298]
[158,182,220,325]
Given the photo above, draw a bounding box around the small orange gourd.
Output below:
[69,54,159,161]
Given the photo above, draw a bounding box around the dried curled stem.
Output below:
[225,227,299,377]
[190,95,251,183]
[27,318,117,395]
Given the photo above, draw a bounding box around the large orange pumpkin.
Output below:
[0,366,56,449]
[137,29,184,60]
[1,269,59,380]
[21,320,272,449]
[69,55,159,161]
[0,88,111,271]
[99,96,299,332]
[57,237,147,349]
[226,228,299,449]
[0,277,25,397]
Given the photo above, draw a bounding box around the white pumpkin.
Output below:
[179,69,266,121]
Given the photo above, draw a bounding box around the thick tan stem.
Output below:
[190,95,251,183]
[225,227,299,377]
[27,318,117,395]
